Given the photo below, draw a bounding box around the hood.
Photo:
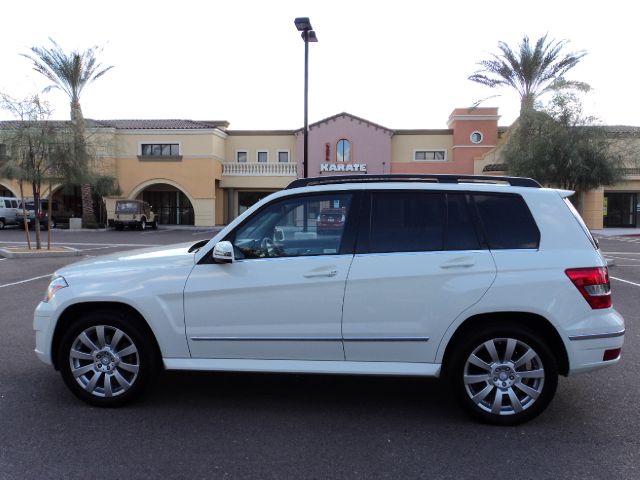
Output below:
[56,241,200,279]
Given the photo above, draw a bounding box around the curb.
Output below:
[0,246,82,258]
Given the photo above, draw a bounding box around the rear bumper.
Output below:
[569,325,624,374]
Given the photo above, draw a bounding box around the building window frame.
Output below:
[470,131,484,144]
[138,142,182,160]
[236,150,248,163]
[413,149,447,162]
[256,150,269,163]
[336,138,352,163]
[277,150,290,163]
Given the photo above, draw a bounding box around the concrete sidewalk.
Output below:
[591,228,640,237]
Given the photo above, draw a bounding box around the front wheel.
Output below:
[57,312,157,407]
[139,218,147,231]
[448,325,558,425]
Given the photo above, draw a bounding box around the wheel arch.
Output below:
[51,301,163,370]
[440,312,569,377]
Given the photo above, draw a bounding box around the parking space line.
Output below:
[0,274,52,289]
[606,255,640,262]
[610,276,640,288]
[0,241,159,247]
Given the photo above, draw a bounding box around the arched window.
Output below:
[336,139,351,162]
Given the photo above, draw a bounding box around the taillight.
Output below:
[565,267,611,309]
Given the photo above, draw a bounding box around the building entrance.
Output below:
[605,192,638,227]
[142,185,194,225]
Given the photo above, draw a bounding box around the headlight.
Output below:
[44,275,68,302]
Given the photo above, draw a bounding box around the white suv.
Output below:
[34,175,625,425]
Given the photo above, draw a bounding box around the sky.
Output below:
[0,0,637,130]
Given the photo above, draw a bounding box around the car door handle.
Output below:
[440,260,475,269]
[303,270,338,278]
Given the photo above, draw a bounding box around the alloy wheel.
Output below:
[463,337,545,416]
[68,325,140,398]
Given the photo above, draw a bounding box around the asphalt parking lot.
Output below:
[1,227,639,479]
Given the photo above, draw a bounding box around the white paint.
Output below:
[611,276,640,288]
[0,273,51,289]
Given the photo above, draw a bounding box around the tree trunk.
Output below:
[32,180,42,250]
[19,182,32,249]
[47,182,53,250]
[71,100,98,228]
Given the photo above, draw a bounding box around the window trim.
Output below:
[236,150,248,163]
[413,149,447,162]
[470,131,484,144]
[138,142,182,160]
[256,150,269,163]
[336,138,352,163]
[277,150,290,163]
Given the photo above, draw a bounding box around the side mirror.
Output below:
[213,241,235,263]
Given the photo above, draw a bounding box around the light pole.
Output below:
[294,17,318,178]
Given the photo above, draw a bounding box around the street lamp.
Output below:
[294,17,318,178]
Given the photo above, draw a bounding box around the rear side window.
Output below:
[445,194,481,250]
[473,194,540,249]
[369,192,444,253]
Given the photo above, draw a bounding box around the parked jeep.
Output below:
[109,200,157,230]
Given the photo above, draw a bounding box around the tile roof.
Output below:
[0,119,229,131]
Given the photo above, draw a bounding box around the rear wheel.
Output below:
[57,312,157,407]
[0,219,4,229]
[448,324,558,425]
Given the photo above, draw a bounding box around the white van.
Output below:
[0,196,21,229]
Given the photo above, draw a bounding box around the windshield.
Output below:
[116,202,141,214]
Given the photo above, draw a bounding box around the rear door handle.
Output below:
[440,260,475,269]
[304,270,338,278]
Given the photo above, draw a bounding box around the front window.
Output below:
[414,150,446,161]
[336,139,351,162]
[141,143,180,156]
[231,193,353,259]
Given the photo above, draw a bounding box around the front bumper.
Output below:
[34,302,55,366]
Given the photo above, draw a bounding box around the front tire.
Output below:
[139,218,147,231]
[448,324,558,425]
[57,312,157,407]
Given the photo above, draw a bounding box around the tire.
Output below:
[139,218,147,231]
[151,220,158,230]
[448,324,558,425]
[0,219,4,229]
[57,311,158,407]
[50,217,57,229]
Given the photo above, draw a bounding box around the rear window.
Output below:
[116,202,140,214]
[473,193,540,249]
[563,197,598,249]
[369,192,445,253]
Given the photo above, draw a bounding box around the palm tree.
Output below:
[22,39,113,227]
[469,35,589,116]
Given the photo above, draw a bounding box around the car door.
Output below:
[341,191,497,363]
[183,192,358,360]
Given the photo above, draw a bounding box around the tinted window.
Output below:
[4,200,9,208]
[369,192,444,253]
[233,193,353,259]
[446,194,480,250]
[473,194,539,249]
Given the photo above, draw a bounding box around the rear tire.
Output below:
[0,219,4,229]
[57,311,158,407]
[448,324,558,425]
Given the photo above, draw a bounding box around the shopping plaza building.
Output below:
[1,107,639,229]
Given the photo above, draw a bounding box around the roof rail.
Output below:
[286,174,541,189]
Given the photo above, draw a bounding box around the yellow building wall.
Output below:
[225,134,297,163]
[391,135,453,163]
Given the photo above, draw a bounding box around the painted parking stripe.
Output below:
[607,255,640,262]
[610,276,640,288]
[0,241,159,247]
[0,274,52,289]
